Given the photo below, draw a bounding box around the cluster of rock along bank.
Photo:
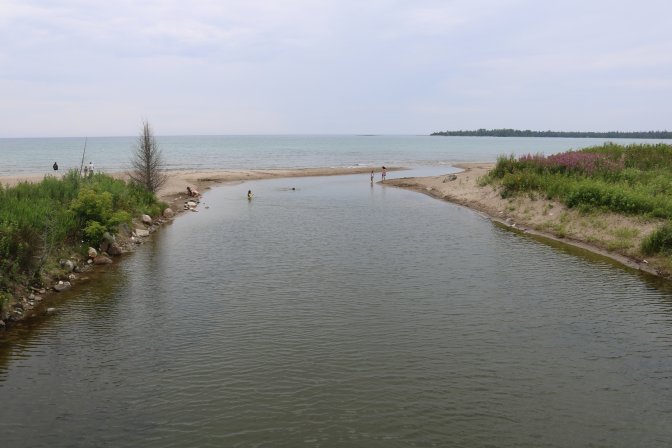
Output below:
[0,207,177,331]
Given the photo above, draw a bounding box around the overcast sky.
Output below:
[1,0,671,137]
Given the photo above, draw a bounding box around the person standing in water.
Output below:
[247,190,253,200]
[53,162,58,171]
[381,166,387,181]
[370,170,374,183]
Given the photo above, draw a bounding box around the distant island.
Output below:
[430,129,672,139]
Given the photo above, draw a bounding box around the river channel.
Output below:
[2,172,672,447]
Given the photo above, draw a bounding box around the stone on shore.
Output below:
[135,228,150,237]
[60,259,75,272]
[142,214,152,225]
[107,242,123,256]
[163,208,175,218]
[93,255,113,265]
[88,247,98,258]
[53,281,72,292]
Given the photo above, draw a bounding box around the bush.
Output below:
[642,222,672,255]
[485,143,672,218]
[83,221,108,247]
[0,171,165,287]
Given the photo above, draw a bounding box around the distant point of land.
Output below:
[430,129,672,139]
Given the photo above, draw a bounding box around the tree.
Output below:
[129,121,167,194]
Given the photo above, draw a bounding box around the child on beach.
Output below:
[381,166,387,181]
[370,170,374,182]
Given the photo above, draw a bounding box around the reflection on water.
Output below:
[2,172,672,447]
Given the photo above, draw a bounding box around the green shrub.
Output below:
[0,171,165,287]
[642,222,672,255]
[83,221,108,246]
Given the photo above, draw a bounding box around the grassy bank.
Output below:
[483,143,672,259]
[0,170,165,302]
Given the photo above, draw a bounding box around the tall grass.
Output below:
[487,144,672,218]
[0,170,165,287]
[485,143,672,255]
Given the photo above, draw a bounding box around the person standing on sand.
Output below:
[381,166,386,181]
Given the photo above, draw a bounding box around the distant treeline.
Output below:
[431,129,672,139]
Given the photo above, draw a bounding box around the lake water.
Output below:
[2,169,672,447]
[1,134,669,176]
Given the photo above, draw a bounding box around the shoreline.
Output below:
[384,163,665,279]
[2,162,669,331]
[0,166,400,212]
[4,163,668,279]
[0,166,401,330]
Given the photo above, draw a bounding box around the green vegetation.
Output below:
[483,143,672,256]
[0,169,165,290]
[431,128,672,139]
[642,223,672,256]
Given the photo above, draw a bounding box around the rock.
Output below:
[46,308,57,314]
[187,201,197,208]
[68,274,76,280]
[88,247,98,258]
[135,228,150,237]
[53,282,72,292]
[87,259,93,264]
[59,259,75,272]
[0,320,5,329]
[39,289,46,294]
[100,241,110,253]
[107,242,122,256]
[29,293,36,300]
[443,174,458,182]
[93,255,113,265]
[163,208,175,218]
[505,218,514,225]
[142,214,152,225]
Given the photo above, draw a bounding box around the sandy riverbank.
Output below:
[385,163,668,279]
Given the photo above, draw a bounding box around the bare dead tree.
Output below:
[128,121,167,194]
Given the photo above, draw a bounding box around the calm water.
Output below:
[1,134,669,176]
[2,171,672,447]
